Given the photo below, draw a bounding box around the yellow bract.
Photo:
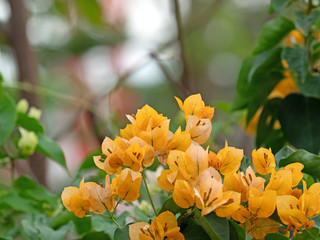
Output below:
[129,211,184,240]
[252,148,275,175]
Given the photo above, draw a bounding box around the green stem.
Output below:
[105,209,121,228]
[142,170,158,216]
[307,0,313,14]
[112,201,121,218]
[10,158,15,183]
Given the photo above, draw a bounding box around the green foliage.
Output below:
[36,134,67,171]
[0,94,17,146]
[279,94,320,154]
[252,17,294,54]
[233,0,320,154]
[159,197,188,215]
[183,224,211,240]
[265,233,289,240]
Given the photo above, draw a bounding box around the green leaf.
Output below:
[194,208,229,240]
[239,157,252,173]
[265,233,289,240]
[114,224,130,240]
[36,134,68,171]
[282,47,308,82]
[295,9,320,36]
[133,206,151,222]
[271,0,294,14]
[246,70,283,124]
[159,197,188,215]
[0,192,38,213]
[279,149,320,179]
[82,232,111,240]
[279,94,320,154]
[233,57,256,111]
[16,112,44,134]
[293,227,319,239]
[75,0,102,25]
[183,224,211,240]
[0,73,3,102]
[256,98,285,152]
[14,176,57,206]
[299,74,320,99]
[229,220,246,240]
[274,146,295,165]
[252,16,294,54]
[78,149,101,171]
[0,94,17,145]
[233,48,282,112]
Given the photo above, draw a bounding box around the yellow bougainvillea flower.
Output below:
[277,195,314,236]
[223,172,247,202]
[157,169,175,191]
[240,166,266,201]
[307,182,320,215]
[124,141,148,172]
[175,94,214,121]
[266,169,292,195]
[61,181,90,218]
[215,191,241,218]
[231,205,252,223]
[252,147,275,175]
[192,168,228,215]
[185,143,208,176]
[61,177,115,218]
[210,141,243,175]
[167,150,194,181]
[246,218,281,240]
[128,136,155,168]
[185,115,212,144]
[121,105,170,151]
[284,162,304,187]
[88,175,116,214]
[111,168,142,202]
[248,187,277,218]
[129,211,184,240]
[173,180,195,209]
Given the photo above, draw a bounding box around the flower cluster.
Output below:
[61,94,320,240]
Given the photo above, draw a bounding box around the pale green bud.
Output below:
[139,200,151,214]
[16,99,29,114]
[28,107,42,120]
[18,128,38,155]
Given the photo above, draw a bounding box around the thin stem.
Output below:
[142,170,158,216]
[112,201,121,218]
[105,208,121,228]
[307,0,313,14]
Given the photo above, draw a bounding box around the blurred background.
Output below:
[0,0,269,191]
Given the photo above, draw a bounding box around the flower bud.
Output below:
[18,128,38,155]
[16,99,29,114]
[28,107,42,120]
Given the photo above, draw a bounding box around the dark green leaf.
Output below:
[233,57,256,111]
[83,232,111,240]
[295,9,320,36]
[0,94,17,145]
[265,233,289,240]
[274,146,295,165]
[159,197,188,215]
[246,70,283,124]
[16,113,44,134]
[233,48,282,112]
[271,0,294,14]
[279,149,320,179]
[194,208,229,240]
[282,47,308,82]
[299,74,320,99]
[229,220,246,240]
[36,134,68,171]
[293,227,319,239]
[114,224,130,240]
[279,94,320,154]
[183,224,211,240]
[256,98,284,150]
[252,16,294,54]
